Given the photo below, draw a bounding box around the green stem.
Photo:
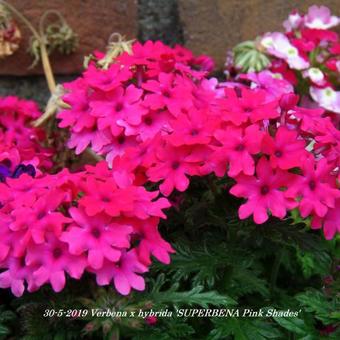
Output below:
[108,327,119,340]
[1,0,56,94]
[270,250,283,297]
[207,175,218,195]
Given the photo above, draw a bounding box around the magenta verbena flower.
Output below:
[57,41,215,167]
[230,157,298,224]
[58,39,340,241]
[2,34,340,300]
[0,96,53,172]
[0,162,172,296]
[2,40,337,299]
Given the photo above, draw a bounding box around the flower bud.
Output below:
[191,55,215,73]
[279,93,299,110]
[145,316,158,326]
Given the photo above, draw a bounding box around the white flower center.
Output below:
[287,47,298,56]
[308,68,324,82]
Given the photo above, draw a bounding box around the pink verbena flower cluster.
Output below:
[57,40,215,165]
[0,96,53,175]
[257,5,340,114]
[60,40,340,241]
[3,39,338,298]
[0,161,172,296]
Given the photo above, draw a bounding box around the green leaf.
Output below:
[0,325,10,336]
[296,289,340,324]
[231,267,270,298]
[132,317,195,340]
[149,285,236,308]
[273,317,316,337]
[209,318,283,340]
[233,40,270,72]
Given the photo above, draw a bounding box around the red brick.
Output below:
[0,0,137,75]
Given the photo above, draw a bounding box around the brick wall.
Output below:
[178,0,340,68]
[0,0,138,75]
[0,0,339,103]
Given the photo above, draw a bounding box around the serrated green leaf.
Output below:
[273,317,314,336]
[0,325,10,336]
[149,285,236,308]
[209,318,283,340]
[296,289,340,324]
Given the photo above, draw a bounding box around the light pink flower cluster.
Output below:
[0,161,172,296]
[0,96,53,174]
[59,40,340,241]
[258,6,340,114]
[239,70,294,101]
[57,40,215,165]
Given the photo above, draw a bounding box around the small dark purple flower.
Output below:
[12,164,36,179]
[0,162,36,182]
[0,164,11,182]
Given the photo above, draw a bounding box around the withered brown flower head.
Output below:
[0,6,21,58]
